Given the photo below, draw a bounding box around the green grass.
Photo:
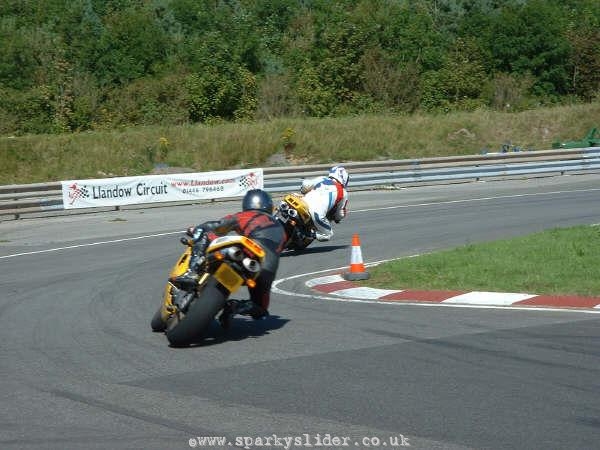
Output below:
[365,225,600,297]
[1,102,600,184]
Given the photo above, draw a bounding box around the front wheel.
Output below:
[165,277,228,347]
[287,228,313,251]
[150,306,167,332]
[287,238,312,251]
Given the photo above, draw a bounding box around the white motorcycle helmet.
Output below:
[328,165,349,187]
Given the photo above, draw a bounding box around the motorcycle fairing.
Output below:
[207,235,265,260]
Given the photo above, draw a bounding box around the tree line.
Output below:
[1,0,599,135]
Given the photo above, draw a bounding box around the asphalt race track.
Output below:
[1,174,600,450]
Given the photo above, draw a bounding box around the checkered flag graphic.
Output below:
[68,183,90,205]
[238,172,260,190]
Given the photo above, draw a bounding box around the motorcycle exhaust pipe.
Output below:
[242,257,261,273]
[225,246,244,261]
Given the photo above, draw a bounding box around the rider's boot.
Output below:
[171,286,194,312]
[169,263,201,290]
[314,231,331,242]
[236,300,269,320]
[169,235,209,289]
[218,300,269,329]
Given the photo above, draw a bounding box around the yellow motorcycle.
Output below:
[151,234,265,346]
[274,193,316,251]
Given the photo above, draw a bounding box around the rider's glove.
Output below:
[186,226,204,241]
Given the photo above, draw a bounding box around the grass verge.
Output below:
[1,102,599,184]
[364,225,600,297]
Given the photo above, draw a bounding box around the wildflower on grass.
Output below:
[281,127,296,152]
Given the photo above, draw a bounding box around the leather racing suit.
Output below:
[190,209,287,316]
[300,176,348,241]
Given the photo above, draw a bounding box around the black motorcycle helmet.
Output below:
[242,189,274,214]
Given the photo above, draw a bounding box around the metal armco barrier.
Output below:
[2,147,600,220]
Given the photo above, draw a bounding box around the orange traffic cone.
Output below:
[343,233,370,281]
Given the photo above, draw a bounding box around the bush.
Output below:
[255,73,300,120]
[186,65,258,123]
[483,72,536,111]
[98,74,189,128]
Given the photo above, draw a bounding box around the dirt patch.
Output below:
[447,128,476,141]
[151,164,196,175]
[265,150,310,167]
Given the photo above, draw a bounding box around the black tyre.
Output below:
[288,236,313,251]
[150,306,167,332]
[285,225,313,251]
[299,236,313,249]
[165,277,228,347]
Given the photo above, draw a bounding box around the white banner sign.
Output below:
[61,169,263,209]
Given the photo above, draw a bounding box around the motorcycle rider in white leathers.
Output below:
[300,165,349,241]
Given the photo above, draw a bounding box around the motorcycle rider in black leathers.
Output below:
[171,189,287,328]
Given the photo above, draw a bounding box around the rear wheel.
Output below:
[166,277,228,347]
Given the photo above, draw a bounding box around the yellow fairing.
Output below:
[170,246,193,278]
[160,247,193,321]
[284,193,312,224]
[206,235,265,261]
